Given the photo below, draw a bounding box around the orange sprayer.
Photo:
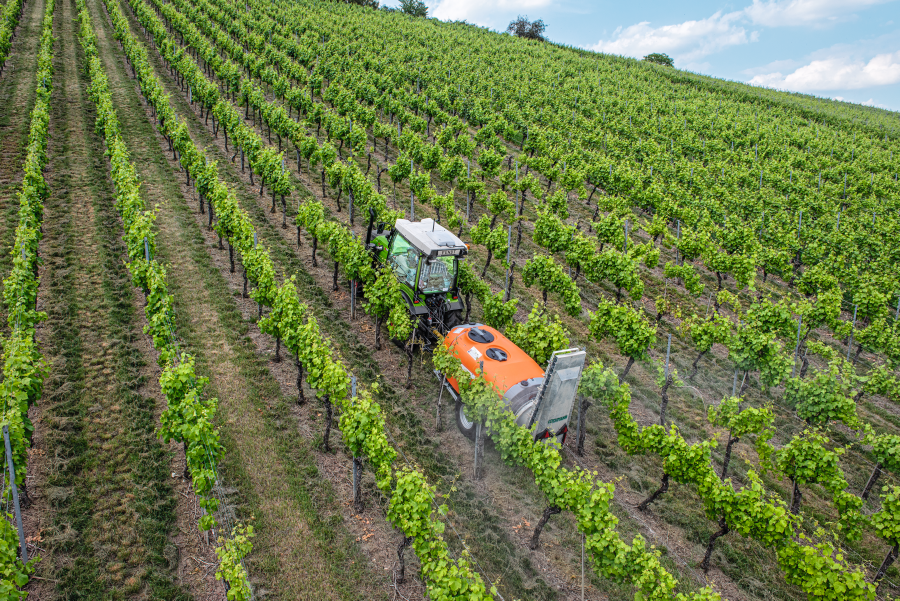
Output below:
[439,324,586,444]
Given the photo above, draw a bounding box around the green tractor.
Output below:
[365,209,467,347]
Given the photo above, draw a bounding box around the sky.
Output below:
[380,0,900,112]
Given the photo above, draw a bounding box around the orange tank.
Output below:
[443,324,545,425]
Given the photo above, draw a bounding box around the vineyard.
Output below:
[0,0,899,599]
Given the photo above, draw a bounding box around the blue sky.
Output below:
[381,0,900,112]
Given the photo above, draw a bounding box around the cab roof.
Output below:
[394,219,467,257]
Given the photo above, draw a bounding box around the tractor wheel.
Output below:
[389,328,415,351]
[444,309,463,331]
[455,398,477,441]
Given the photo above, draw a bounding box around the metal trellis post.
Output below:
[847,304,858,362]
[3,426,27,564]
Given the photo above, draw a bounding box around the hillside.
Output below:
[0,0,898,600]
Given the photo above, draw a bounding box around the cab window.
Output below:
[419,256,456,293]
[387,234,418,286]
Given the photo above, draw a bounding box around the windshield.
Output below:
[419,256,456,293]
[388,234,418,287]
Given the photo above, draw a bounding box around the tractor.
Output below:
[365,211,586,443]
[365,209,467,347]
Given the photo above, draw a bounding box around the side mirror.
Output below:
[376,222,385,234]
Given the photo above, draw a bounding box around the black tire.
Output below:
[444,309,462,332]
[389,325,418,351]
[455,398,477,441]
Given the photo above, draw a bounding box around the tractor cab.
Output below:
[366,211,467,344]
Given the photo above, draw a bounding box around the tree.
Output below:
[681,313,731,379]
[506,15,546,41]
[775,430,864,539]
[727,322,792,394]
[707,397,774,481]
[702,246,756,292]
[486,189,514,228]
[664,262,704,296]
[296,201,326,267]
[855,362,900,406]
[862,434,900,500]
[581,247,644,302]
[363,267,412,349]
[784,359,861,430]
[456,261,518,329]
[702,399,774,572]
[259,277,307,364]
[643,53,674,67]
[792,289,841,376]
[399,0,427,17]
[533,208,573,254]
[481,291,518,331]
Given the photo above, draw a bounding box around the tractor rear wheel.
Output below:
[444,309,462,331]
[455,398,477,441]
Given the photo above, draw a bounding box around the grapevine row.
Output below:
[74,1,254,596]
[239,0,900,556]
[433,345,723,601]
[139,0,900,592]
[153,0,585,326]
[578,360,880,599]
[159,0,695,332]
[0,0,54,595]
[274,1,899,331]
[122,3,726,599]
[0,0,24,74]
[139,0,519,334]
[588,285,900,597]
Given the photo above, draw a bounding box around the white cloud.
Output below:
[805,30,900,62]
[588,11,755,62]
[741,58,801,76]
[862,98,891,108]
[749,50,900,90]
[429,0,552,25]
[584,0,897,67]
[743,0,895,27]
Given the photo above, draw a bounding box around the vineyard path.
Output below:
[26,0,188,596]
